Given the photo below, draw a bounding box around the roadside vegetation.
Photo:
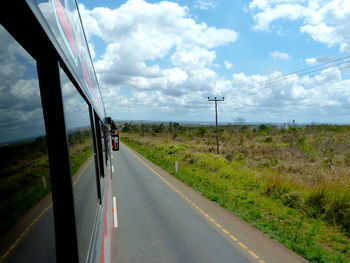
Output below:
[0,129,93,235]
[121,122,350,263]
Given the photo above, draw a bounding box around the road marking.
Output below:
[113,196,118,228]
[248,250,260,259]
[73,156,93,186]
[222,228,229,234]
[112,165,115,173]
[229,235,238,241]
[238,242,248,249]
[0,203,53,262]
[124,145,266,263]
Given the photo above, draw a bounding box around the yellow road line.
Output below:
[222,228,229,234]
[73,157,93,185]
[125,145,266,263]
[248,250,260,259]
[229,235,238,241]
[1,203,53,262]
[238,242,248,250]
[215,223,222,228]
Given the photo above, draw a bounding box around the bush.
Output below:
[264,136,273,143]
[259,124,269,131]
[304,187,327,218]
[265,174,290,198]
[196,127,207,137]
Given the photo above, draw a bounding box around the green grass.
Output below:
[121,132,350,263]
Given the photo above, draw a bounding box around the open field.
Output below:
[0,129,93,235]
[121,122,350,263]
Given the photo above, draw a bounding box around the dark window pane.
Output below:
[0,25,56,262]
[100,121,108,177]
[60,68,98,262]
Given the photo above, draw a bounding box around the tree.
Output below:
[234,117,246,126]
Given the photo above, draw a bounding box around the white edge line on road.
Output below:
[113,196,118,228]
[112,165,115,173]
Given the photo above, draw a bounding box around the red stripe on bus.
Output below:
[53,0,76,56]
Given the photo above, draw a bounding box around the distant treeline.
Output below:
[120,121,350,135]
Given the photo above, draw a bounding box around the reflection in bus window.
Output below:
[100,121,108,178]
[0,25,56,262]
[60,68,98,263]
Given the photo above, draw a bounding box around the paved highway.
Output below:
[2,143,307,263]
[111,143,307,263]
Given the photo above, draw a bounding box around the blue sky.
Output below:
[78,0,350,124]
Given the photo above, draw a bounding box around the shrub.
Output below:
[304,186,327,218]
[325,192,350,235]
[264,136,273,143]
[196,127,207,137]
[282,134,296,143]
[265,174,290,198]
[282,192,303,208]
[259,124,269,131]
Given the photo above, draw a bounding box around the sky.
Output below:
[1,0,350,144]
[76,0,350,124]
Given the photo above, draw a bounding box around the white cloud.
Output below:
[224,60,233,69]
[249,0,350,52]
[194,0,215,10]
[76,1,350,123]
[305,55,333,65]
[270,51,290,59]
[226,66,347,112]
[171,47,216,70]
[251,3,304,31]
[79,0,237,119]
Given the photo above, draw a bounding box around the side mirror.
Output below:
[112,135,119,151]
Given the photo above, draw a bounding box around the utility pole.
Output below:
[208,96,224,154]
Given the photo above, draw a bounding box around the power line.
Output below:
[227,64,350,98]
[223,54,350,98]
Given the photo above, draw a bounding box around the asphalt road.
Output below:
[112,143,307,263]
[114,144,252,263]
[3,143,307,263]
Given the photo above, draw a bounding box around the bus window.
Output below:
[0,25,56,262]
[99,121,109,176]
[60,68,98,263]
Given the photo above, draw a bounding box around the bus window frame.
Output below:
[0,2,111,262]
[89,107,102,204]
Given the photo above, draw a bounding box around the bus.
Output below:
[0,1,115,262]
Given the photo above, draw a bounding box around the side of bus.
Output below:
[1,1,115,262]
